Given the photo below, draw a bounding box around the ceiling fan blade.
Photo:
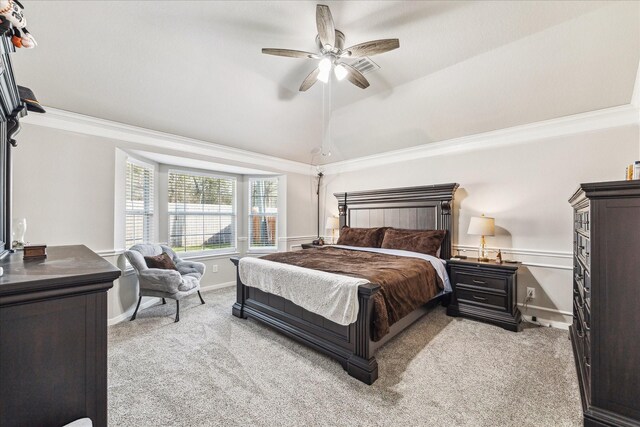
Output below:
[299,67,321,91]
[341,63,370,89]
[342,39,399,58]
[316,4,335,49]
[262,48,318,59]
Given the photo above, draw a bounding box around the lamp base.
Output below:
[478,257,490,262]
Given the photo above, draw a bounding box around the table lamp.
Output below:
[326,216,340,244]
[468,214,495,261]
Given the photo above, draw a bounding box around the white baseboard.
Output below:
[108,298,160,326]
[521,314,571,330]
[200,281,235,292]
[516,302,572,317]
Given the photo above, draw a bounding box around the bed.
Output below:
[231,183,459,384]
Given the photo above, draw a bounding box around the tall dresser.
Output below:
[569,180,640,427]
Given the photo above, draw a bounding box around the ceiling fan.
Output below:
[262,4,399,92]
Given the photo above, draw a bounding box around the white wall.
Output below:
[321,124,639,326]
[13,110,638,327]
[12,123,316,323]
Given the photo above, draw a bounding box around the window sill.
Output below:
[246,248,278,255]
[179,251,240,261]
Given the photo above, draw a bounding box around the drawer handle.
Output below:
[472,279,486,285]
[472,295,487,301]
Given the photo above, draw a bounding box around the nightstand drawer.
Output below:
[454,272,508,293]
[456,288,507,311]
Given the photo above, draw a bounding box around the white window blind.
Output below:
[168,170,236,253]
[125,160,154,248]
[249,177,278,250]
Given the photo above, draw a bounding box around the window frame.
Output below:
[167,168,238,256]
[125,157,155,248]
[248,176,279,252]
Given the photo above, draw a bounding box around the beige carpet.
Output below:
[108,287,582,427]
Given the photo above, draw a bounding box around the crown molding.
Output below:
[22,107,316,176]
[22,103,638,178]
[321,104,640,175]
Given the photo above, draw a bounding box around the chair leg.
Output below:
[174,300,180,323]
[198,290,205,305]
[130,295,142,321]
[162,298,166,305]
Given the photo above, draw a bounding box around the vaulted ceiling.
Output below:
[13,1,640,164]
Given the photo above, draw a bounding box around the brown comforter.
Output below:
[262,247,443,341]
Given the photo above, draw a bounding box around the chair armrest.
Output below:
[176,260,205,276]
[138,268,182,294]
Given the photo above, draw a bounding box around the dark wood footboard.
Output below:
[231,257,380,384]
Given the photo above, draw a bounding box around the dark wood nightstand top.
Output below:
[301,243,334,249]
[448,258,520,271]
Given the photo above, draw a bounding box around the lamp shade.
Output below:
[326,216,340,230]
[468,216,495,236]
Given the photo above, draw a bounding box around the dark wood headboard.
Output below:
[333,183,459,259]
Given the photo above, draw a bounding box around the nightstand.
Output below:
[446,259,522,332]
[301,243,331,249]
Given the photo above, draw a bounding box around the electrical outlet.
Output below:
[526,287,535,299]
[211,265,218,273]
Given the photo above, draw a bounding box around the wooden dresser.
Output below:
[569,180,640,427]
[0,245,121,427]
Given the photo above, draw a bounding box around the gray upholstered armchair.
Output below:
[124,244,206,322]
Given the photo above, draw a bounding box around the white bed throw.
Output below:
[239,257,369,326]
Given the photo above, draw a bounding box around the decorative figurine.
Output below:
[0,0,37,49]
[496,249,503,264]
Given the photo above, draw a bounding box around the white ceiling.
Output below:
[13,1,640,164]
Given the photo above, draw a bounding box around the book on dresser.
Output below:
[569,180,640,427]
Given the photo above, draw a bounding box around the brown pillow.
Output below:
[144,252,177,270]
[336,226,388,248]
[381,228,446,257]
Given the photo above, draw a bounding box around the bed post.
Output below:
[230,257,247,319]
[347,283,381,385]
[337,192,347,228]
[440,200,453,260]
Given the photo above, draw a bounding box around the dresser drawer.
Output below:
[574,297,590,339]
[583,334,591,390]
[453,271,508,293]
[576,234,591,270]
[457,288,507,311]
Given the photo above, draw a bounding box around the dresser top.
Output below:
[0,245,121,296]
[570,179,640,204]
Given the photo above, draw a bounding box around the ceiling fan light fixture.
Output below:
[317,67,331,83]
[319,57,332,72]
[334,64,348,81]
